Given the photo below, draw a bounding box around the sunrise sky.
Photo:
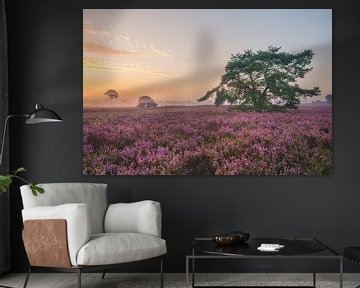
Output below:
[83,9,332,107]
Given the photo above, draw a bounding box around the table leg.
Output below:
[192,257,195,288]
[192,246,195,288]
[339,257,343,288]
[186,257,189,288]
[313,254,316,287]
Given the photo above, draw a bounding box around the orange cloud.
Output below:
[84,42,143,56]
[83,57,175,77]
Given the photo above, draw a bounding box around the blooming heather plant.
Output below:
[83,106,332,176]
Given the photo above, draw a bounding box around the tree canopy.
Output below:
[104,89,118,100]
[325,94,332,103]
[198,46,320,111]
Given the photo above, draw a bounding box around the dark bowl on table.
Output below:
[212,231,250,245]
[233,230,250,242]
[212,234,238,245]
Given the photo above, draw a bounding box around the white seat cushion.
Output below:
[76,233,167,266]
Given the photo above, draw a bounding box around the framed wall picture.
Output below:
[83,9,332,175]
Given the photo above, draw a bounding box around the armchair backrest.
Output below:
[20,183,108,234]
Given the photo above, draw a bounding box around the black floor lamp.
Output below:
[0,103,62,288]
[0,103,63,167]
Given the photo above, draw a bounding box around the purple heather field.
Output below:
[83,105,332,176]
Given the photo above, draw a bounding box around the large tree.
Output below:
[325,94,332,103]
[198,46,320,111]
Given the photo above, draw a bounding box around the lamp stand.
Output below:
[0,114,27,168]
[0,105,62,287]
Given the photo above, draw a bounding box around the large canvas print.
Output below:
[83,9,332,175]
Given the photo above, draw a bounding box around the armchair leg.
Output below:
[101,270,107,279]
[77,268,81,288]
[23,266,31,288]
[160,257,164,288]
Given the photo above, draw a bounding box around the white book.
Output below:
[257,243,285,251]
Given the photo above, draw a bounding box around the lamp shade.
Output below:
[25,104,63,124]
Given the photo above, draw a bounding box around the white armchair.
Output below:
[20,183,166,288]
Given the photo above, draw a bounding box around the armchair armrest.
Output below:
[23,219,71,268]
[104,200,162,237]
[22,203,91,266]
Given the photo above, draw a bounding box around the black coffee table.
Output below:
[186,237,342,288]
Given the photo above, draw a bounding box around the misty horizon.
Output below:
[83,100,332,109]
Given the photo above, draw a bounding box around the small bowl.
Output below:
[212,234,237,245]
[233,231,250,242]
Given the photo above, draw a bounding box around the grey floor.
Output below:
[0,273,360,288]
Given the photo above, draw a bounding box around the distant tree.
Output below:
[198,46,321,111]
[104,89,118,100]
[138,95,158,108]
[325,94,332,103]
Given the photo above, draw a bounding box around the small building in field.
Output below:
[137,95,158,108]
